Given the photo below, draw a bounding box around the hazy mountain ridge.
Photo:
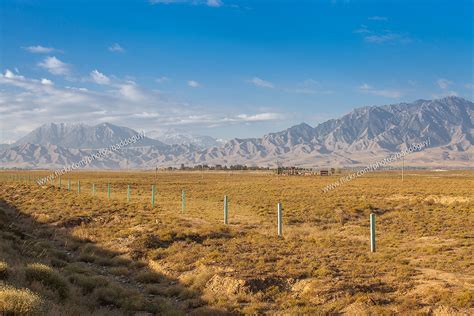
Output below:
[146,128,225,149]
[1,96,472,169]
[15,122,165,149]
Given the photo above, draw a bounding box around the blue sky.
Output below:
[0,0,472,142]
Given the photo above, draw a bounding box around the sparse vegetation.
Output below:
[0,170,473,314]
[0,286,43,314]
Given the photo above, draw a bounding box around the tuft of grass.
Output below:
[0,285,43,314]
[0,261,8,279]
[24,263,69,300]
[134,270,164,283]
[68,273,109,294]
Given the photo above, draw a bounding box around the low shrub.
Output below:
[0,285,43,314]
[24,263,69,300]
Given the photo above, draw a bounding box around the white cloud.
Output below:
[108,43,125,53]
[207,0,222,7]
[90,69,111,85]
[188,80,200,88]
[356,26,412,44]
[364,33,411,44]
[368,16,388,21]
[437,78,452,89]
[358,83,402,98]
[4,69,24,80]
[41,78,54,85]
[118,82,146,101]
[465,83,474,90]
[249,77,274,89]
[38,56,71,76]
[236,113,283,122]
[23,45,59,54]
[0,69,288,142]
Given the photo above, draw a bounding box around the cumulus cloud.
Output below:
[188,80,200,88]
[108,43,124,53]
[358,83,402,98]
[23,45,59,54]
[38,56,71,76]
[41,78,54,85]
[90,69,111,85]
[0,69,287,142]
[249,77,274,89]
[437,78,452,89]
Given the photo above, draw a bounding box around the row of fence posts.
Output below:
[2,173,378,250]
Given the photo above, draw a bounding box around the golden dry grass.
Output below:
[0,170,473,314]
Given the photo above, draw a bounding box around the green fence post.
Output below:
[370,213,376,252]
[68,179,71,191]
[108,183,111,199]
[77,180,81,193]
[277,203,283,237]
[182,190,186,213]
[151,185,155,208]
[127,185,131,202]
[223,195,228,224]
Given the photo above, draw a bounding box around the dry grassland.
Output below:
[0,170,473,315]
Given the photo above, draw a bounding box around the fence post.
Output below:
[151,185,155,208]
[223,195,228,224]
[182,190,186,213]
[108,183,111,199]
[92,183,96,196]
[59,176,61,190]
[77,180,81,193]
[68,179,71,191]
[277,203,283,237]
[370,212,376,252]
[127,185,131,202]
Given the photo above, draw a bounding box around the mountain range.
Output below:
[1,96,473,169]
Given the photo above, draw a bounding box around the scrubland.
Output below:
[0,170,473,315]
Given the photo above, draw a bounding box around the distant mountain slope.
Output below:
[14,122,164,149]
[1,96,472,169]
[147,128,224,149]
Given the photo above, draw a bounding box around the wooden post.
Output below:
[108,183,111,199]
[127,185,131,202]
[370,212,376,252]
[92,183,96,196]
[277,203,283,237]
[223,195,228,224]
[182,190,186,213]
[151,185,155,208]
[68,179,71,191]
[77,180,81,193]
[58,176,61,189]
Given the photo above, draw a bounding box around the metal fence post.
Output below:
[370,213,376,252]
[223,195,228,224]
[277,203,283,237]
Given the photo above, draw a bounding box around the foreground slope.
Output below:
[1,171,473,314]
